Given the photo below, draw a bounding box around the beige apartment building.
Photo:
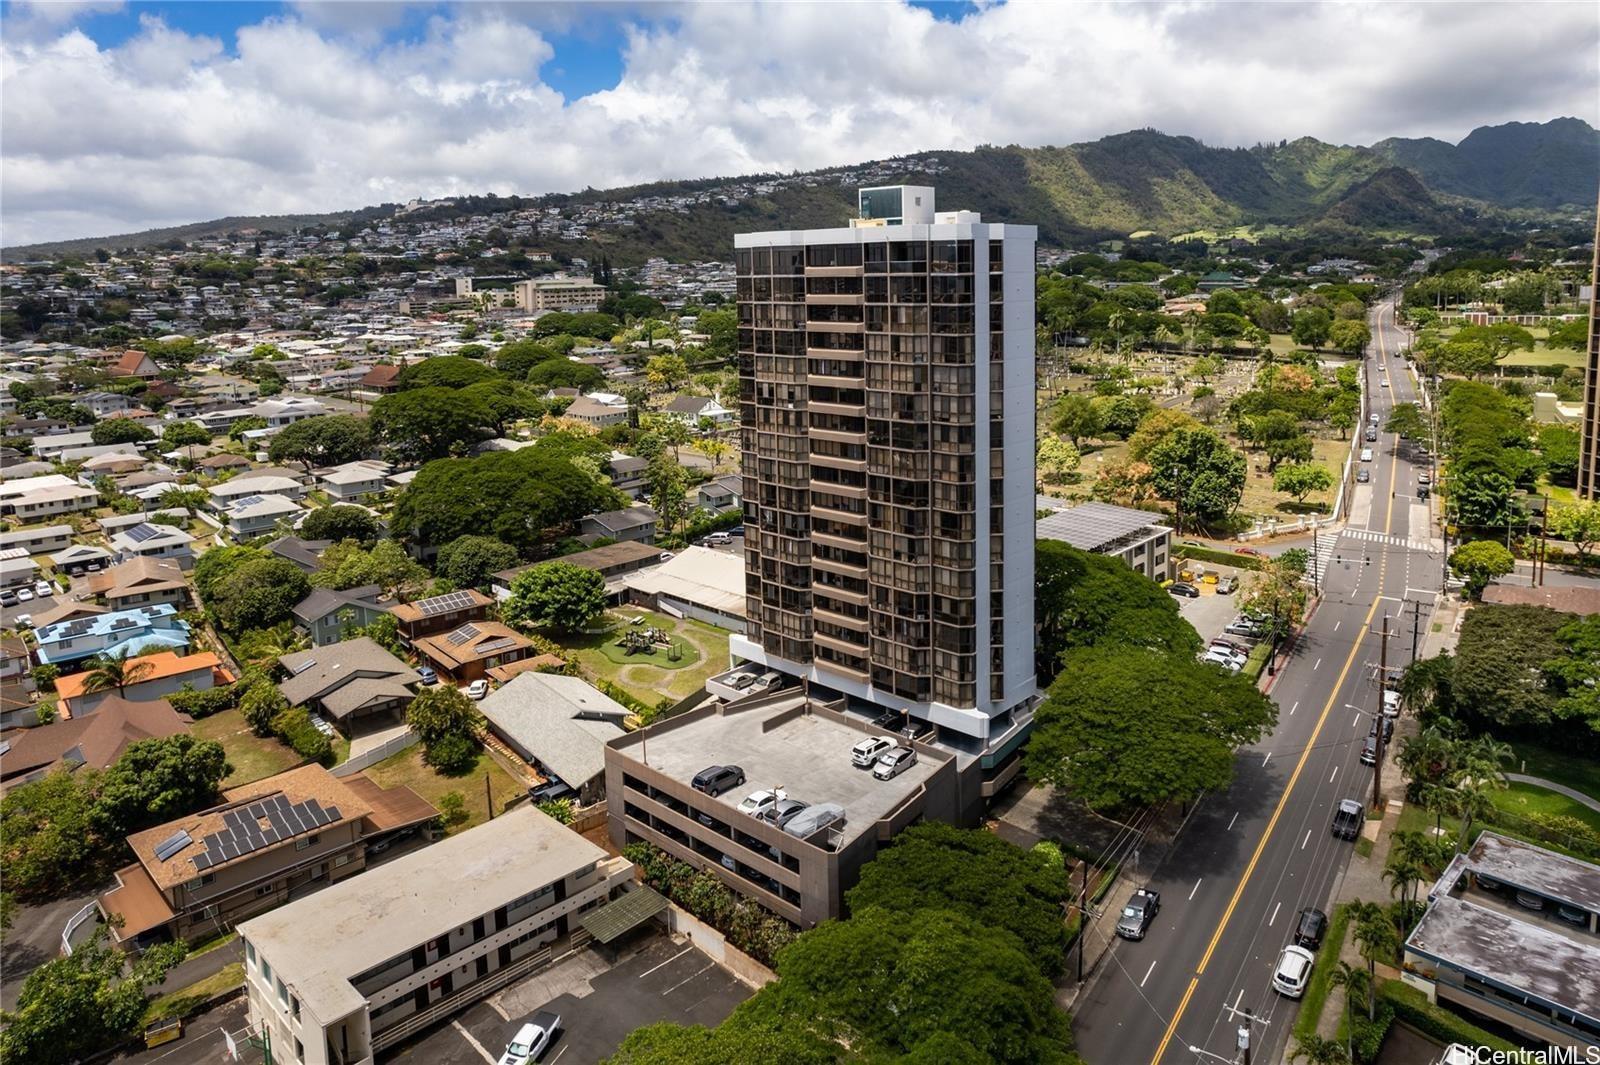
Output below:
[728,186,1037,750]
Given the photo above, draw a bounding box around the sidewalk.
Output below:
[1314,797,1405,1046]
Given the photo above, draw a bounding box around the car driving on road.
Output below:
[1116,888,1161,940]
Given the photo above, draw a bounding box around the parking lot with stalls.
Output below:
[390,935,751,1065]
[1169,561,1252,645]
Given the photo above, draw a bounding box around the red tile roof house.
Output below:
[111,350,162,380]
[53,650,233,719]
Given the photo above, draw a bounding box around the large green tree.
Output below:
[91,735,229,839]
[1451,604,1567,728]
[397,354,500,390]
[435,535,521,589]
[1025,645,1277,809]
[1051,393,1103,448]
[0,930,185,1065]
[503,561,607,632]
[1035,541,1201,680]
[1448,540,1515,598]
[300,504,380,544]
[195,547,312,635]
[1148,427,1246,530]
[89,418,154,446]
[370,387,494,463]
[844,823,1070,978]
[266,414,371,472]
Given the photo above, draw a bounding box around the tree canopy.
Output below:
[1035,540,1201,680]
[397,354,500,390]
[266,414,371,472]
[89,418,153,445]
[435,535,521,589]
[299,504,380,544]
[1148,427,1246,529]
[194,546,311,635]
[1025,644,1278,809]
[391,442,622,554]
[369,387,495,464]
[503,561,608,632]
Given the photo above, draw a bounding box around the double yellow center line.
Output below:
[1146,307,1400,1064]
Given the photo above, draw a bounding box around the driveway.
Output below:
[388,934,751,1065]
[1,888,103,1010]
[1172,576,1246,645]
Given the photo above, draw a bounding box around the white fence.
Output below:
[332,730,420,777]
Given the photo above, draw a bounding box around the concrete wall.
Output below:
[660,902,775,990]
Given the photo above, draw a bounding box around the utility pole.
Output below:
[1373,616,1390,812]
[1076,858,1088,982]
[1410,599,1422,664]
[1538,494,1550,587]
[1238,1009,1253,1065]
[485,771,494,819]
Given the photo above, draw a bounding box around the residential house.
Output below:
[79,391,138,417]
[696,474,743,513]
[267,536,332,573]
[1,635,34,689]
[412,621,534,684]
[621,546,746,633]
[317,461,390,503]
[580,505,658,545]
[389,588,494,644]
[224,495,304,540]
[277,638,420,731]
[1,694,191,790]
[49,544,114,576]
[54,650,229,718]
[478,674,629,805]
[607,454,649,499]
[99,763,436,949]
[0,555,40,589]
[357,364,402,394]
[29,432,96,461]
[208,475,307,511]
[0,474,99,520]
[564,395,629,428]
[0,524,72,556]
[32,604,191,667]
[111,350,162,379]
[108,522,196,568]
[660,394,734,425]
[491,540,664,602]
[239,805,633,1064]
[196,453,253,474]
[292,586,386,647]
[87,556,192,611]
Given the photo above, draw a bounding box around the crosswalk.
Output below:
[1340,528,1437,554]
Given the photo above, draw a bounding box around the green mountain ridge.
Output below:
[7,118,1594,263]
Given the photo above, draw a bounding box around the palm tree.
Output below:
[1350,901,1399,1020]
[1328,960,1371,1063]
[1291,1033,1352,1065]
[79,650,156,696]
[1383,851,1427,908]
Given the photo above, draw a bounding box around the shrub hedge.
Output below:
[1175,544,1266,571]
[1379,981,1521,1057]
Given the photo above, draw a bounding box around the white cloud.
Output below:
[2,0,1595,245]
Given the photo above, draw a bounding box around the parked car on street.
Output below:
[1116,888,1161,940]
[1331,799,1364,840]
[1294,908,1328,950]
[1272,945,1316,997]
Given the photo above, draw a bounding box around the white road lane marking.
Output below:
[1314,658,1323,670]
[1262,751,1272,768]
[1142,960,1157,987]
[1290,700,1299,716]
[1330,765,1339,783]
[1228,811,1238,831]
[1302,830,1312,850]
[1190,878,1203,900]
[452,1020,498,1065]
[1333,621,1340,632]
[1269,902,1281,926]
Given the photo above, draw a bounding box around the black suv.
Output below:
[691,765,745,797]
[1294,908,1328,950]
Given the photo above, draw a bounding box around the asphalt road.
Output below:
[1073,299,1441,1065]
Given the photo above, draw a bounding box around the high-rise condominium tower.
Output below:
[728,186,1036,745]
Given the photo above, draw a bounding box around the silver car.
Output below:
[872,747,917,780]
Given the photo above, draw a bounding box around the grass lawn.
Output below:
[1512,742,1600,801]
[1499,349,1583,369]
[191,709,300,788]
[144,962,244,1024]
[1396,797,1598,862]
[1494,781,1600,834]
[364,745,522,835]
[558,608,731,708]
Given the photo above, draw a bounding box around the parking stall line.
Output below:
[451,1020,498,1065]
[639,945,694,978]
[663,962,716,996]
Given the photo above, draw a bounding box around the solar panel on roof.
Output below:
[124,523,162,543]
[474,637,518,656]
[192,853,212,870]
[232,495,265,508]
[418,589,476,617]
[446,623,480,646]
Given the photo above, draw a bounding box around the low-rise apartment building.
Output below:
[239,805,634,1064]
[1035,500,1173,581]
[0,524,72,556]
[1405,831,1600,1049]
[99,764,435,949]
[605,693,959,926]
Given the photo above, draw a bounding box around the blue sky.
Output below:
[2,1,1593,245]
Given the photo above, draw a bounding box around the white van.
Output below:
[1360,448,1374,462]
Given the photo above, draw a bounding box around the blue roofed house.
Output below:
[32,603,191,667]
